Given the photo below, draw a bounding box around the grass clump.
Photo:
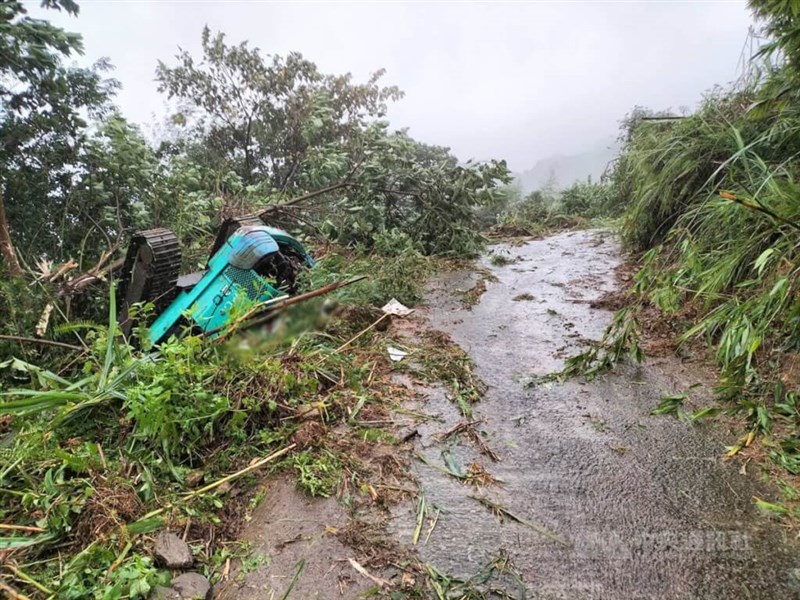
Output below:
[291,449,342,498]
[489,254,513,267]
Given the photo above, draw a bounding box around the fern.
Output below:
[54,320,104,335]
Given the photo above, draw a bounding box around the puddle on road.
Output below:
[395,230,800,599]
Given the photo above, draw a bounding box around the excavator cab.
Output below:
[117,219,314,345]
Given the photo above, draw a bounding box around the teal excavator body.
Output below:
[117,218,314,345]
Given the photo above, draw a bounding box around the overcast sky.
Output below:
[32,1,755,171]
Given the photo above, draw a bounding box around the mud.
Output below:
[395,229,800,599]
[214,475,372,599]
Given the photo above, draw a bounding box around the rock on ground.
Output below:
[153,531,193,569]
[150,573,211,600]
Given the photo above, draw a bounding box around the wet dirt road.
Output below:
[396,230,800,599]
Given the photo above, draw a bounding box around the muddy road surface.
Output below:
[219,230,800,599]
[395,229,800,599]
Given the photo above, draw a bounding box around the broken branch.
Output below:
[469,495,570,547]
[0,335,84,352]
[182,443,296,499]
[0,524,45,534]
[348,558,392,589]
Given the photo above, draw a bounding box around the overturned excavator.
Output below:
[116,215,314,345]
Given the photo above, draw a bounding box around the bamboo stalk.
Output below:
[719,191,800,231]
[104,541,132,580]
[0,524,45,533]
[182,444,296,498]
[4,564,54,596]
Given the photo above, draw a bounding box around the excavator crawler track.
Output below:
[117,228,182,336]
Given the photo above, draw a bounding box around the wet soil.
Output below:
[395,229,800,599]
[215,475,373,599]
[218,230,800,599]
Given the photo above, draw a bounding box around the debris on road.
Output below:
[387,346,409,362]
[470,495,570,548]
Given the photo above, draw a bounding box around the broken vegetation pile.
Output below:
[0,248,492,597]
[488,178,621,239]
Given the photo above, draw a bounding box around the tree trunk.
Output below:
[0,186,23,277]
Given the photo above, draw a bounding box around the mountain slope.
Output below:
[516,141,620,193]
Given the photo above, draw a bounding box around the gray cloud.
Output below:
[34,0,753,171]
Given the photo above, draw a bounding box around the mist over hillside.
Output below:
[516,139,621,193]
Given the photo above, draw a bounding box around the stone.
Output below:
[153,531,193,569]
[148,573,211,600]
[149,586,178,600]
[172,573,211,600]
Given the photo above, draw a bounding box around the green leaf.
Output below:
[441,450,463,477]
[688,406,720,422]
[126,518,165,535]
[753,248,775,276]
[99,283,118,389]
[651,394,686,416]
[754,497,790,517]
[0,532,58,549]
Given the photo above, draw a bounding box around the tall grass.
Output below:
[612,48,800,470]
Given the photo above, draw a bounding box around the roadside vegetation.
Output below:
[560,1,800,511]
[487,177,620,238]
[0,2,505,597]
[7,0,800,596]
